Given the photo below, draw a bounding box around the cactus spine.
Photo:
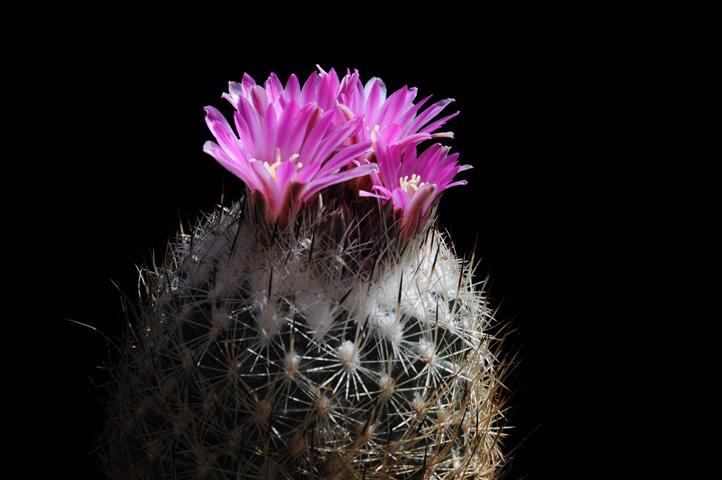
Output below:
[104,200,506,479]
[104,67,507,479]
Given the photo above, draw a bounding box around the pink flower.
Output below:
[203,67,470,235]
[361,141,471,236]
[203,71,374,226]
[337,69,459,151]
[335,69,467,236]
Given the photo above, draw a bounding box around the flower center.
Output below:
[399,174,425,192]
[263,149,302,180]
[263,159,282,179]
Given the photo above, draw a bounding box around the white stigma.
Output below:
[399,173,426,192]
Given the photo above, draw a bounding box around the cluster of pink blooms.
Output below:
[204,67,469,234]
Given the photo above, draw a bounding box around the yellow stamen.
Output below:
[262,151,303,180]
[263,160,282,179]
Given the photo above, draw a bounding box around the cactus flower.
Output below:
[338,69,459,149]
[204,71,375,225]
[361,141,471,235]
[104,68,506,480]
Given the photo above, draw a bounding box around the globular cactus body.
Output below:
[104,68,506,479]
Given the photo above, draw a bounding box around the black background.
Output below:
[9,12,718,479]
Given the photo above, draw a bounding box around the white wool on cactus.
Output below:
[103,68,508,479]
[104,202,507,479]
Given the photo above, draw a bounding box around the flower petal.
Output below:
[301,163,377,201]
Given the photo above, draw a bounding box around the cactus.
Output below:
[104,68,507,479]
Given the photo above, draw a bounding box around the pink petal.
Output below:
[232,111,253,155]
[419,111,460,134]
[281,104,315,158]
[312,119,361,167]
[359,184,392,200]
[317,68,340,111]
[378,86,413,127]
[274,100,300,156]
[391,188,409,211]
[394,132,432,148]
[298,110,336,165]
[317,142,372,177]
[264,73,283,102]
[241,73,256,93]
[300,72,320,105]
[223,81,244,107]
[261,102,277,161]
[364,77,387,122]
[359,190,382,198]
[250,85,269,117]
[237,97,263,154]
[274,159,297,188]
[301,163,377,201]
[284,74,300,101]
[204,141,245,181]
[403,94,432,123]
[249,160,282,220]
[203,141,260,189]
[205,106,246,162]
[408,98,455,133]
[400,183,437,234]
[445,179,468,189]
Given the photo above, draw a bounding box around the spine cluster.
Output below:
[104,201,506,479]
